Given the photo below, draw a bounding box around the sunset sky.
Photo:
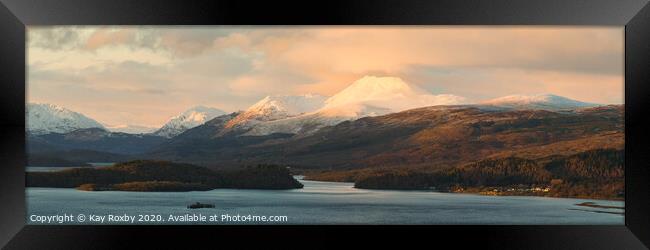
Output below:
[27,26,624,128]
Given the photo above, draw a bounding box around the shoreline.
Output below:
[302,177,624,202]
[26,183,625,208]
[449,189,624,202]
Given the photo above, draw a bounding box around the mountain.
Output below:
[27,103,105,135]
[153,106,226,138]
[26,149,129,166]
[266,105,622,170]
[144,112,293,164]
[320,76,465,117]
[106,124,158,134]
[145,104,623,171]
[32,127,168,155]
[224,94,327,131]
[244,76,466,136]
[481,94,598,111]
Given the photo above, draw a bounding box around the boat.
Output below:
[187,202,215,209]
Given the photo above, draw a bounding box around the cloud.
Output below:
[157,28,235,57]
[28,27,83,50]
[27,26,624,127]
[84,29,137,50]
[271,27,623,76]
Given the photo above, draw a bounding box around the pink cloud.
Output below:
[84,30,137,50]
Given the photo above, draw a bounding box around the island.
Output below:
[26,160,304,191]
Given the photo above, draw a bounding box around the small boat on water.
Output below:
[187,202,215,209]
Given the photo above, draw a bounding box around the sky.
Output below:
[27,26,624,128]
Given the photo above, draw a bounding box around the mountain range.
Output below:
[29,128,168,155]
[26,104,226,137]
[27,76,615,171]
[26,76,600,138]
[243,76,467,136]
[145,104,622,168]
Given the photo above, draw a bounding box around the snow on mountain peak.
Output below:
[153,106,226,138]
[324,76,426,108]
[482,94,598,110]
[249,94,326,116]
[106,124,158,134]
[319,76,465,117]
[224,94,327,129]
[176,106,219,123]
[27,103,105,135]
[244,76,466,136]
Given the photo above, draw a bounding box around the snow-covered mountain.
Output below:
[224,94,327,130]
[244,76,466,136]
[481,94,598,111]
[153,106,226,138]
[27,103,105,135]
[317,76,465,117]
[106,124,158,134]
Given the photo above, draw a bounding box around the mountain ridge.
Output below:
[144,104,623,171]
[27,103,105,135]
[153,106,226,138]
[224,94,327,131]
[243,76,466,136]
[481,94,599,111]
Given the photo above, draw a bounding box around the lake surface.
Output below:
[26,177,624,225]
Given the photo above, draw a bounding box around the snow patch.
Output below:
[318,76,465,117]
[106,124,158,134]
[245,76,466,136]
[26,103,105,135]
[225,94,327,129]
[481,94,598,110]
[154,106,226,138]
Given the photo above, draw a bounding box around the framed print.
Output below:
[0,0,649,249]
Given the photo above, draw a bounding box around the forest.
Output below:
[27,160,304,191]
[331,148,624,199]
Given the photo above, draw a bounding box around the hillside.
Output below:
[31,128,168,155]
[146,104,623,171]
[309,148,624,200]
[27,103,105,135]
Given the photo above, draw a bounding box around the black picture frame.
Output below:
[1,0,649,249]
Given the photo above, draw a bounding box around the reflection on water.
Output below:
[26,177,624,225]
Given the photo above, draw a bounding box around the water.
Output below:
[26,178,624,225]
